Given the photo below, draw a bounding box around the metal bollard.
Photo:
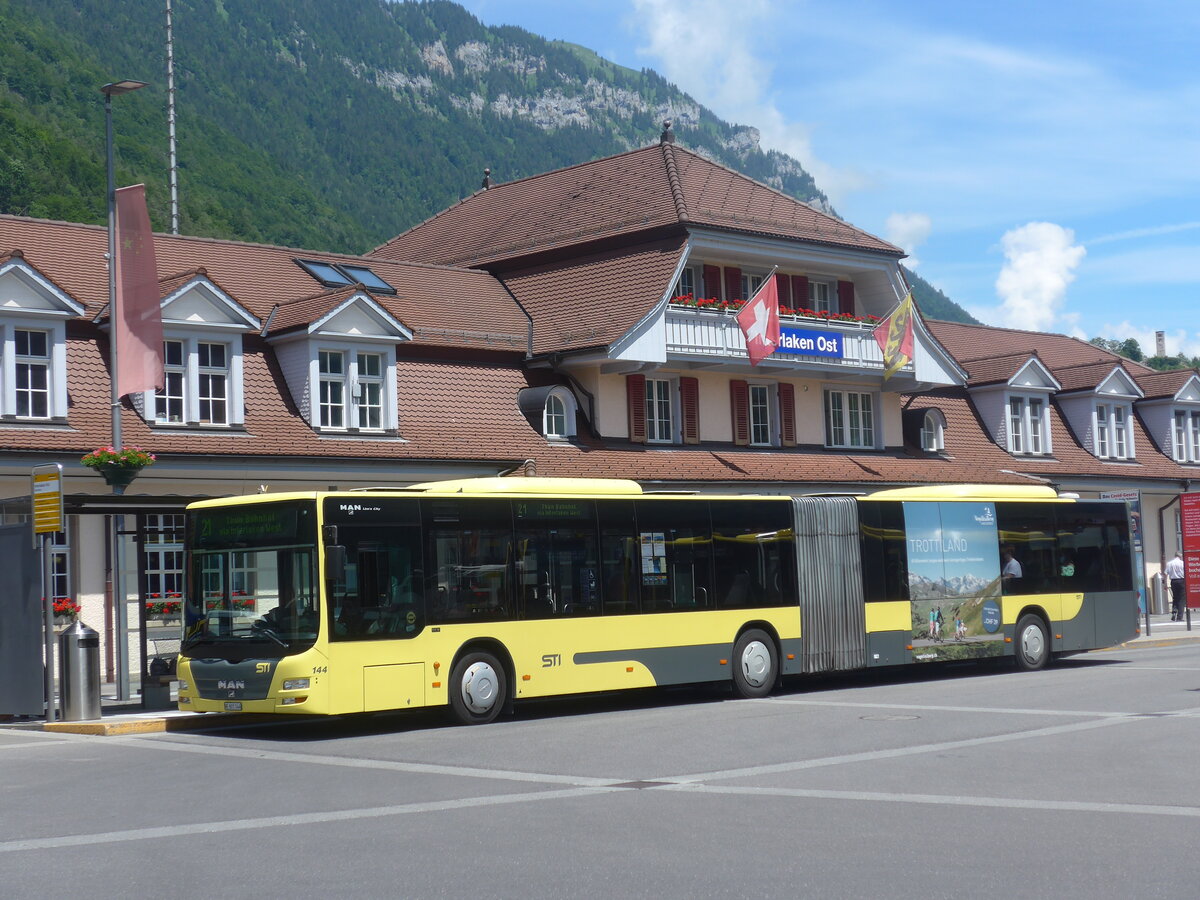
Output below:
[58,621,101,721]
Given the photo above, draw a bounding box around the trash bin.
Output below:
[58,621,101,721]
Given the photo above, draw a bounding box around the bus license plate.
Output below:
[224,701,243,711]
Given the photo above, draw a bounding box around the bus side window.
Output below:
[599,501,639,615]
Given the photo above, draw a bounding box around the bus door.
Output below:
[792,497,867,672]
[514,500,600,618]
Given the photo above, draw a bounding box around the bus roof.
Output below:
[404,477,643,495]
[866,484,1062,501]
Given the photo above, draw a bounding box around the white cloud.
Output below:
[885,212,931,267]
[983,223,1086,331]
[629,0,861,201]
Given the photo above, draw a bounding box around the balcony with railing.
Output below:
[664,300,908,373]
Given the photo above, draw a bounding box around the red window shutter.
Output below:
[778,383,796,447]
[627,374,646,444]
[702,265,721,300]
[680,376,700,445]
[791,275,809,310]
[838,280,855,316]
[724,266,742,303]
[730,379,750,446]
[775,272,791,307]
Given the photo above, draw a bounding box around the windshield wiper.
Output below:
[249,622,289,648]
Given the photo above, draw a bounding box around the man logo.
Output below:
[255,663,271,674]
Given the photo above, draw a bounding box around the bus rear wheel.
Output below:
[732,629,777,699]
[1014,614,1049,671]
[448,651,507,725]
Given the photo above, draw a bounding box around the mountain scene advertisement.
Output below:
[905,502,1005,662]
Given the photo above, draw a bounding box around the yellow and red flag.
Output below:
[873,291,915,379]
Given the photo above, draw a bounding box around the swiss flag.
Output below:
[736,276,781,366]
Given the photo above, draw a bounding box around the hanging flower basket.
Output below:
[81,446,155,494]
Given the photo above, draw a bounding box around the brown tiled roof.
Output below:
[265,285,381,337]
[500,237,687,355]
[961,352,1038,386]
[0,216,525,349]
[907,385,1200,483]
[1133,368,1200,400]
[928,321,1115,369]
[1053,360,1133,394]
[370,144,901,268]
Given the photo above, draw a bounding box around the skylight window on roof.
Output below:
[338,265,396,294]
[295,259,396,294]
[297,259,353,287]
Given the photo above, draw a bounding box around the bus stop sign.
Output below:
[32,464,64,543]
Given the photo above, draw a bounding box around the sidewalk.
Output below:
[1125,611,1200,647]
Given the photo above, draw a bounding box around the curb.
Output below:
[33,712,287,736]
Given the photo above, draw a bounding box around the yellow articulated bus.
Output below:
[176,478,1137,725]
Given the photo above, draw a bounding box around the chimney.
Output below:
[660,120,675,145]
[1156,331,1166,357]
[481,168,492,190]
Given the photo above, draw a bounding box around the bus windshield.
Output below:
[183,500,319,657]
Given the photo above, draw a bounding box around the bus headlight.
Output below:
[282,678,310,690]
[178,680,190,691]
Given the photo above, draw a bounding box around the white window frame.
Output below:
[144,331,243,427]
[354,350,384,430]
[921,410,946,452]
[645,377,676,444]
[1094,401,1134,460]
[741,272,765,302]
[824,388,877,450]
[1006,394,1051,456]
[197,341,229,425]
[749,382,775,447]
[809,279,834,314]
[674,265,698,299]
[311,341,397,433]
[1171,409,1200,463]
[544,387,578,441]
[0,319,68,421]
[13,327,51,419]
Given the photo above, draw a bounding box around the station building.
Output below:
[0,133,1194,697]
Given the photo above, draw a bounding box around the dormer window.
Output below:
[1008,394,1050,455]
[1095,402,1134,459]
[319,349,386,431]
[1173,410,1200,463]
[921,410,946,452]
[543,387,578,440]
[14,328,50,418]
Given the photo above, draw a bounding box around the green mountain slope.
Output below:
[0,0,973,323]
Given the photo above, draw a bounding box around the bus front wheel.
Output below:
[449,651,507,725]
[732,629,777,699]
[1013,614,1049,671]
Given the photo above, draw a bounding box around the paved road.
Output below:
[3,643,1199,899]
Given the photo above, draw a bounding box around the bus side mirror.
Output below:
[325,544,347,584]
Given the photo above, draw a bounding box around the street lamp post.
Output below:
[101,80,147,702]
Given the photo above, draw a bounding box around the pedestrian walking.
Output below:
[1165,552,1186,621]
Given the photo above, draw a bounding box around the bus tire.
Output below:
[1013,614,1049,672]
[732,629,777,699]
[448,651,507,725]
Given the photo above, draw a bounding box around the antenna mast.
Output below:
[165,0,180,233]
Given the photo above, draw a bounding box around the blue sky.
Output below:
[461,0,1200,357]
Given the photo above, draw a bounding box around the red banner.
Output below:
[1181,493,1200,608]
[114,184,163,398]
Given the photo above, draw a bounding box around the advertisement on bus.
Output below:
[905,502,1006,662]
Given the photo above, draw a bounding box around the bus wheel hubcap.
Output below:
[741,641,770,687]
[461,662,498,714]
[1021,627,1043,663]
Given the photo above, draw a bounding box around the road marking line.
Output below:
[657,715,1140,784]
[95,734,615,787]
[0,786,619,854]
[669,783,1200,818]
[756,698,1137,717]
